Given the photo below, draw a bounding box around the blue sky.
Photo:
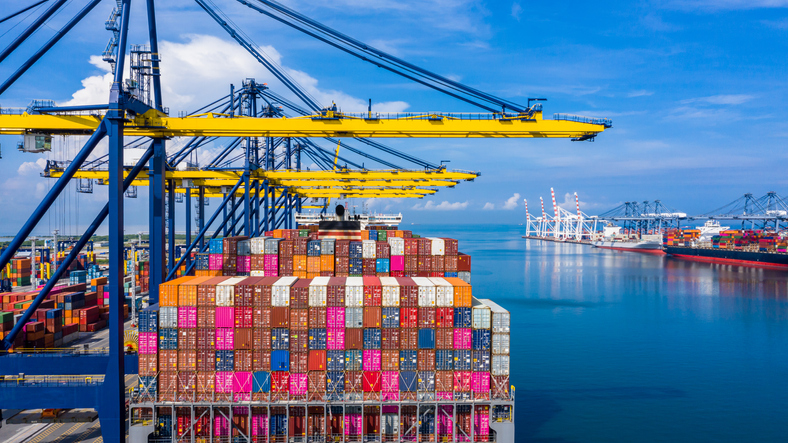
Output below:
[0,0,787,235]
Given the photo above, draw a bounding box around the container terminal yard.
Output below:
[0,0,612,442]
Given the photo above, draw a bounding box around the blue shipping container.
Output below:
[345,350,362,371]
[309,328,327,350]
[327,350,345,371]
[418,371,435,391]
[158,328,178,350]
[252,371,271,393]
[272,328,290,350]
[400,350,418,371]
[270,415,287,436]
[376,259,390,273]
[349,258,363,275]
[472,350,490,372]
[453,307,472,328]
[195,253,210,270]
[349,242,363,259]
[436,350,454,371]
[215,350,235,371]
[271,350,290,371]
[46,308,62,319]
[472,329,491,350]
[327,371,345,393]
[444,272,458,278]
[399,371,418,392]
[363,328,381,349]
[209,238,224,254]
[418,329,435,349]
[139,309,159,333]
[419,413,435,436]
[307,241,322,256]
[381,307,399,329]
[454,350,472,371]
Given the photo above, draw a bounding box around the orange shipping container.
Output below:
[178,276,212,306]
[363,307,382,328]
[159,276,196,307]
[320,255,334,272]
[294,255,308,272]
[307,256,321,273]
[445,277,472,307]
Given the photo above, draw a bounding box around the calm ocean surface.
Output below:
[415,224,788,442]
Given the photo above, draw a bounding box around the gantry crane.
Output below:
[0,1,611,442]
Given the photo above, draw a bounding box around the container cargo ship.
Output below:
[664,228,788,269]
[130,222,515,443]
[592,226,664,254]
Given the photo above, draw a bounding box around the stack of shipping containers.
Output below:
[135,228,512,442]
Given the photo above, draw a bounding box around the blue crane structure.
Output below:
[0,1,610,442]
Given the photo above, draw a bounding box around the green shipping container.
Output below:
[377,230,387,242]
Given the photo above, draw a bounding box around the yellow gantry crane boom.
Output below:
[0,109,609,139]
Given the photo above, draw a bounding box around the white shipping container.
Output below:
[412,277,436,307]
[480,299,510,333]
[250,270,265,277]
[458,272,471,284]
[345,307,363,328]
[345,277,364,307]
[471,297,491,329]
[492,334,510,355]
[264,238,282,254]
[272,276,298,307]
[387,237,405,256]
[380,277,401,307]
[159,306,178,328]
[237,239,251,256]
[250,237,269,255]
[216,277,245,306]
[309,276,329,306]
[491,355,510,376]
[429,237,445,256]
[428,277,454,307]
[362,240,377,259]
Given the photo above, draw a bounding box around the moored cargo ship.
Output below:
[664,228,788,269]
[664,245,788,269]
[592,226,664,254]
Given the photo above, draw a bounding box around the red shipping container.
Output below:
[196,349,212,371]
[335,240,350,257]
[436,308,454,328]
[376,242,390,259]
[432,255,445,272]
[291,329,308,352]
[160,350,178,370]
[458,253,471,272]
[404,255,418,273]
[178,350,197,371]
[197,307,216,328]
[362,259,376,276]
[235,278,260,306]
[400,307,418,328]
[196,371,215,393]
[290,309,308,329]
[382,350,399,371]
[294,239,308,255]
[327,278,346,306]
[290,351,308,373]
[418,308,436,328]
[345,329,363,350]
[258,277,279,306]
[444,255,458,272]
[234,306,254,329]
[345,371,363,393]
[253,307,271,326]
[235,350,253,371]
[404,238,419,255]
[253,328,271,350]
[308,350,327,371]
[363,276,382,306]
[271,372,290,393]
[401,329,418,349]
[381,328,400,350]
[363,307,381,328]
[308,307,326,328]
[418,255,432,273]
[308,372,327,394]
[441,238,459,255]
[398,278,418,306]
[178,329,197,350]
[436,328,453,349]
[235,328,253,350]
[362,372,381,392]
[280,240,294,257]
[271,307,290,328]
[291,279,311,309]
[253,350,272,371]
[334,257,349,275]
[139,354,158,375]
[197,277,226,306]
[418,350,435,371]
[436,371,453,393]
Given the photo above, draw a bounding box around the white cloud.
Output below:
[682,94,755,105]
[18,158,48,175]
[511,3,523,21]
[660,0,788,10]
[482,202,494,210]
[502,193,520,210]
[412,200,469,210]
[627,90,654,98]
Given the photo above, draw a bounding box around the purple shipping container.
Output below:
[209,254,223,270]
[327,307,345,329]
[327,328,345,350]
[233,371,253,393]
[215,371,233,393]
[178,307,197,328]
[390,255,405,272]
[471,372,490,392]
[236,256,251,273]
[216,307,235,329]
[454,328,472,349]
[216,328,234,350]
[363,350,382,371]
[290,373,308,395]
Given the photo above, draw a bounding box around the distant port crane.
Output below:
[524,189,599,241]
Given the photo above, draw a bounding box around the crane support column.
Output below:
[149,139,166,304]
[185,187,192,268]
[168,179,176,272]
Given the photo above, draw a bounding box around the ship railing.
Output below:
[553,113,613,128]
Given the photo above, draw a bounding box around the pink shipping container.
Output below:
[344,414,362,435]
[471,372,490,393]
[390,255,405,272]
[233,371,253,393]
[215,371,233,393]
[454,371,471,392]
[454,328,472,349]
[139,332,158,354]
[327,328,345,350]
[236,256,251,273]
[251,415,269,437]
[216,328,234,350]
[264,255,279,275]
[474,408,490,437]
[438,405,453,434]
[209,254,223,271]
[327,307,345,328]
[215,307,235,328]
[290,373,308,395]
[381,371,399,392]
[178,306,197,328]
[214,415,230,436]
[363,350,382,371]
[436,392,453,400]
[381,391,399,401]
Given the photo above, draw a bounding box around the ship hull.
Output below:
[665,246,788,269]
[593,241,665,255]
